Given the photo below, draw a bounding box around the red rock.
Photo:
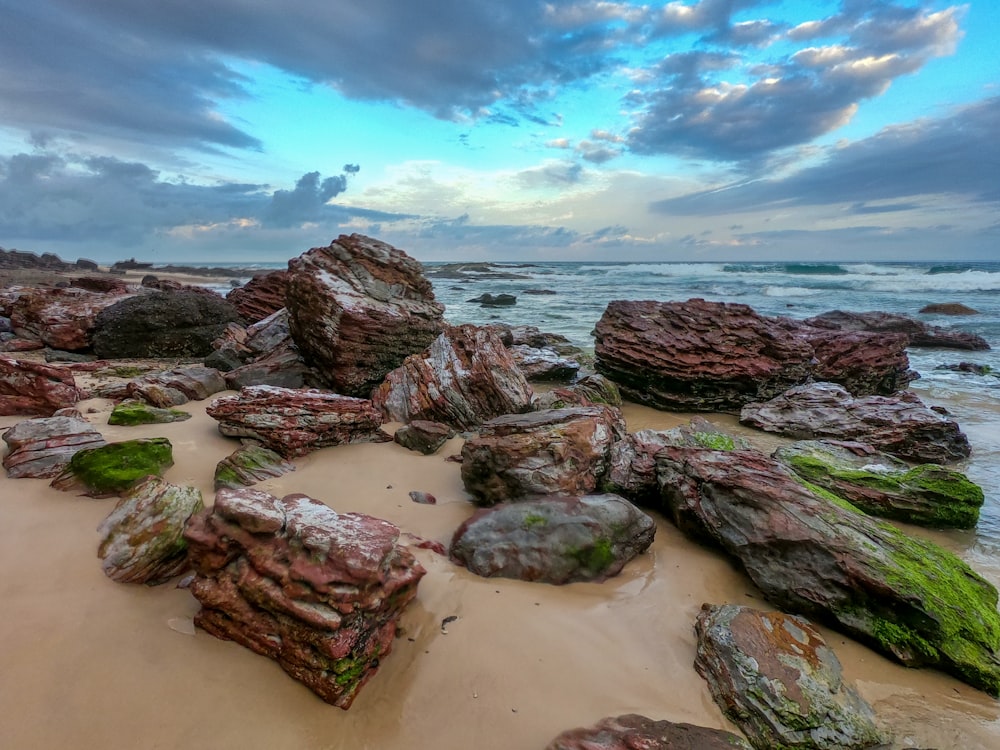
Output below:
[0,356,82,415]
[226,270,289,323]
[9,286,132,351]
[183,489,425,708]
[373,324,533,430]
[546,714,752,750]
[286,234,445,396]
[127,366,228,407]
[508,344,580,381]
[206,385,391,458]
[2,409,106,478]
[807,309,990,350]
[70,276,130,294]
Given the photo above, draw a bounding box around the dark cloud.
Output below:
[265,168,359,227]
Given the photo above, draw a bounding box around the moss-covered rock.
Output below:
[214,443,295,490]
[51,437,174,496]
[775,440,983,528]
[108,399,192,426]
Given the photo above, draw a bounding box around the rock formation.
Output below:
[214,443,296,490]
[546,714,752,750]
[9,286,132,351]
[508,344,580,381]
[0,356,82,415]
[108,400,191,425]
[126,366,228,407]
[2,409,106,478]
[807,309,990,350]
[392,420,455,455]
[226,270,289,323]
[51,437,174,497]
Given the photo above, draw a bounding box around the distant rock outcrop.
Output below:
[807,309,990,350]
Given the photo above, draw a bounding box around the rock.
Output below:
[740,382,971,464]
[206,385,391,458]
[919,302,979,315]
[694,604,886,750]
[797,326,915,397]
[223,342,317,390]
[286,234,445,396]
[393,420,455,455]
[126,366,228,407]
[936,362,994,376]
[92,290,242,358]
[449,494,655,584]
[460,406,627,507]
[0,336,44,352]
[408,490,436,505]
[506,325,584,358]
[0,315,10,333]
[108,399,191,426]
[183,488,426,708]
[467,292,517,306]
[373,324,533,430]
[214,443,296,490]
[0,356,82,415]
[654,446,1000,695]
[51,437,174,497]
[508,344,580,381]
[2,409,107,478]
[775,440,984,528]
[43,349,98,364]
[226,270,289,323]
[522,289,557,296]
[546,714,752,750]
[807,310,990,351]
[9,286,132,350]
[533,373,623,410]
[96,476,204,585]
[70,276,129,294]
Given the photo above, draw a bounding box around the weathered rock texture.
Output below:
[108,400,191,426]
[919,302,979,316]
[546,714,752,750]
[286,234,445,396]
[9,286,132,350]
[532,373,623,411]
[807,310,990,350]
[2,409,106,478]
[775,440,984,528]
[461,406,627,507]
[373,324,533,430]
[740,382,971,464]
[655,447,1000,695]
[695,604,886,750]
[226,270,289,323]
[96,476,203,585]
[183,488,426,708]
[206,385,390,458]
[92,291,242,358]
[214,443,296,490]
[392,420,455,455]
[508,344,580,381]
[449,494,655,584]
[51,437,174,497]
[0,356,82,415]
[126,366,228,407]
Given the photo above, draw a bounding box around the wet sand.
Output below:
[2,392,999,749]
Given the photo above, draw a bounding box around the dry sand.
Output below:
[2,391,1000,749]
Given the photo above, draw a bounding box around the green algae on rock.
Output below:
[108,399,192,426]
[214,443,295,490]
[775,439,984,528]
[51,437,174,496]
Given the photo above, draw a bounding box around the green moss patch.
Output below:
[691,431,737,451]
[108,400,191,426]
[59,438,174,496]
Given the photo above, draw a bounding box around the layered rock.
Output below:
[183,488,426,708]
[92,290,242,358]
[96,476,204,585]
[2,409,106,478]
[655,447,1000,695]
[694,604,885,750]
[797,326,914,397]
[206,385,390,458]
[508,344,580,381]
[9,286,131,351]
[0,356,82,415]
[392,420,455,455]
[226,270,289,323]
[449,494,655,584]
[126,366,228,407]
[461,406,627,507]
[806,310,990,350]
[740,382,971,464]
[51,437,174,497]
[775,440,984,528]
[532,373,623,411]
[214,443,296,490]
[285,234,445,396]
[108,400,191,425]
[373,324,533,430]
[546,714,752,750]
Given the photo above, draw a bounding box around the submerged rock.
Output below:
[183,488,426,708]
[695,604,886,750]
[919,302,979,316]
[449,494,655,584]
[96,476,203,585]
[51,437,174,497]
[108,399,191,426]
[546,714,752,750]
[0,356,82,416]
[2,409,106,478]
[213,443,296,490]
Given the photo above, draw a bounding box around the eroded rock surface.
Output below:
[9,286,132,351]
[214,443,296,490]
[546,714,752,750]
[2,409,106,478]
[51,437,174,497]
[393,420,455,455]
[126,366,228,407]
[807,309,989,350]
[226,270,289,323]
[0,356,82,416]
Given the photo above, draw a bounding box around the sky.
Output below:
[0,0,998,264]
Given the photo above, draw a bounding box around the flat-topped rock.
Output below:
[2,409,106,478]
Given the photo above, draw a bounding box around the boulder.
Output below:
[226,270,289,323]
[461,406,627,507]
[223,342,317,390]
[373,324,533,430]
[9,286,132,351]
[51,437,174,497]
[449,494,655,584]
[285,234,445,396]
[126,366,228,407]
[108,400,191,426]
[654,447,1000,695]
[508,344,580,381]
[796,326,915,397]
[936,362,994,376]
[546,714,752,750]
[807,310,990,351]
[206,385,390,458]
[392,420,455,455]
[695,604,886,750]
[774,440,984,528]
[183,488,426,708]
[214,443,296,490]
[467,293,516,306]
[70,276,129,294]
[2,409,107,478]
[92,290,242,358]
[0,356,82,416]
[919,302,979,316]
[532,373,623,411]
[96,476,204,585]
[740,382,971,464]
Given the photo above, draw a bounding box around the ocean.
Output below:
[214,259,1000,586]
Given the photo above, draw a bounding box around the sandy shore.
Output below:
[2,388,999,749]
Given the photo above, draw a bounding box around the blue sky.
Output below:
[0,0,997,263]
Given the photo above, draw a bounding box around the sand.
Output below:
[1,389,999,750]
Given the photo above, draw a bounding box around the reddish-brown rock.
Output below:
[9,286,132,351]
[807,309,990,350]
[0,356,82,415]
[2,409,106,478]
[206,385,391,458]
[373,324,533,430]
[796,325,915,396]
[546,714,752,750]
[393,420,455,455]
[226,270,289,324]
[183,488,425,708]
[286,234,445,396]
[127,366,228,407]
